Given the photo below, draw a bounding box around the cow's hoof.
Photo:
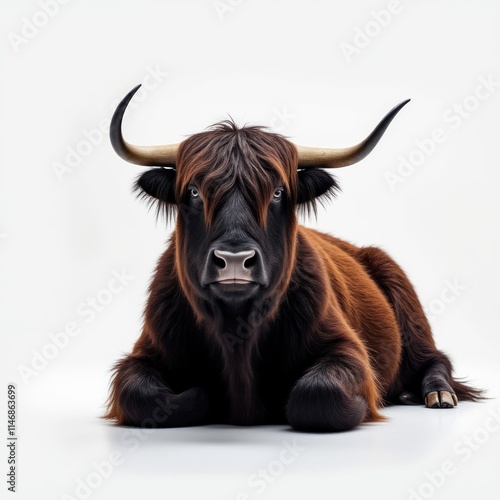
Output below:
[425,390,458,408]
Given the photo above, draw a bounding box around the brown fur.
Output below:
[105,122,482,431]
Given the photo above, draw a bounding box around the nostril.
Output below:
[244,254,257,269]
[212,251,227,269]
[213,249,256,271]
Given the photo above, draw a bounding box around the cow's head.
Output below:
[110,85,408,322]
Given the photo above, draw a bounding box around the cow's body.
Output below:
[105,86,481,432]
[105,225,478,430]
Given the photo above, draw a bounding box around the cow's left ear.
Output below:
[297,168,340,206]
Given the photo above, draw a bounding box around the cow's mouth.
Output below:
[208,281,260,300]
[212,279,255,285]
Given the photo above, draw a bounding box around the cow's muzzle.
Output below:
[201,246,268,289]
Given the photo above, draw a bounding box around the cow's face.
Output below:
[136,123,338,310]
[181,181,289,304]
[111,86,407,319]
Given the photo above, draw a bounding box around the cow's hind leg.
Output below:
[357,246,483,408]
[395,353,459,408]
[421,356,458,408]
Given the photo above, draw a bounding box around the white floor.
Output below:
[16,370,499,500]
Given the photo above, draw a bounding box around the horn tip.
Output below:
[119,84,143,105]
[127,83,142,98]
[390,98,411,116]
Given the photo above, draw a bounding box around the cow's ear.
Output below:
[136,168,176,203]
[134,168,177,219]
[297,169,340,213]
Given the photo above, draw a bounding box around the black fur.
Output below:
[134,168,177,222]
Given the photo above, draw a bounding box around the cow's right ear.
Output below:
[134,168,177,220]
[135,168,176,204]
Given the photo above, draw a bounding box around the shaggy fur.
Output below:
[105,122,482,432]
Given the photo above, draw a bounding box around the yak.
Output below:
[104,85,481,432]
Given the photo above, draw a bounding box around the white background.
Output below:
[1,1,499,499]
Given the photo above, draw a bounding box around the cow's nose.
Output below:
[213,250,256,270]
[212,249,257,282]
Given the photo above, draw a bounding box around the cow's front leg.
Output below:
[286,338,382,432]
[106,355,209,428]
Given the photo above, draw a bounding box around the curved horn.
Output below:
[110,84,179,167]
[295,99,410,169]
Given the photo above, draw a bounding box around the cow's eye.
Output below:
[273,188,284,201]
[189,187,200,199]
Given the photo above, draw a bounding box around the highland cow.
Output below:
[105,85,481,432]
